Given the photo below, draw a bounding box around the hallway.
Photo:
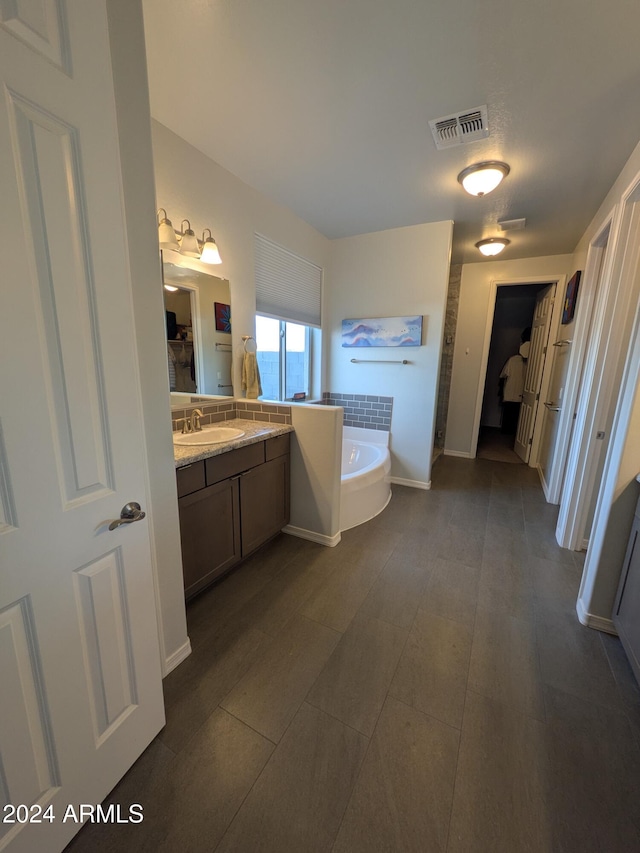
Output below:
[67,457,640,852]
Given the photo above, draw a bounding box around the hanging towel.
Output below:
[242,352,262,399]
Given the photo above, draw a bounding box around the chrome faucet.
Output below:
[190,408,204,432]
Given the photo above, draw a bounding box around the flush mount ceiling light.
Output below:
[157,209,179,251]
[475,237,510,256]
[163,284,179,292]
[200,229,222,264]
[458,161,510,197]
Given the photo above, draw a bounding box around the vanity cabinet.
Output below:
[176,434,290,598]
[613,489,640,684]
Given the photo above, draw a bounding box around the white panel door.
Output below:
[0,3,165,852]
[514,284,556,462]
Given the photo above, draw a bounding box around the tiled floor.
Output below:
[67,456,640,852]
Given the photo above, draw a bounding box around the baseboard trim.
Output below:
[576,599,618,635]
[581,538,589,550]
[163,638,192,676]
[444,449,472,459]
[390,476,430,490]
[283,525,341,548]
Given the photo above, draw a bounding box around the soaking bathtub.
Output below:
[340,426,391,531]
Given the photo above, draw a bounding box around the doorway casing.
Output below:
[470,274,566,464]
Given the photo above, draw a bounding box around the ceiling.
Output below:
[142,0,640,264]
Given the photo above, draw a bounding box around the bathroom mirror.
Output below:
[162,249,233,403]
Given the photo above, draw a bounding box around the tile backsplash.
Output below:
[322,392,393,431]
[171,399,292,431]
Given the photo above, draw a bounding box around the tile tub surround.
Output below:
[171,400,292,433]
[173,418,293,468]
[323,392,393,432]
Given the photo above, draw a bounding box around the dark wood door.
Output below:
[240,455,290,556]
[178,476,241,598]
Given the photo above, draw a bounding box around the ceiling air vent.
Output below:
[429,105,489,150]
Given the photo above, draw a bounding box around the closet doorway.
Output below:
[475,279,563,465]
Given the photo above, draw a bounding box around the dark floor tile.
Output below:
[64,739,175,853]
[306,615,407,737]
[336,524,402,571]
[490,480,523,504]
[572,548,587,570]
[477,545,535,623]
[449,497,489,533]
[437,522,484,568]
[447,691,553,853]
[529,553,581,614]
[389,611,471,728]
[358,548,431,629]
[522,498,560,526]
[300,558,383,632]
[600,632,640,714]
[221,615,340,742]
[333,697,459,853]
[186,533,307,636]
[216,703,367,853]
[420,557,479,628]
[525,521,575,565]
[160,621,269,753]
[544,684,640,843]
[536,607,624,712]
[481,523,529,573]
[144,709,273,852]
[234,551,330,636]
[487,497,525,532]
[468,608,545,720]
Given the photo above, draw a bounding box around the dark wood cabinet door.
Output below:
[178,477,241,598]
[240,455,290,557]
[613,507,640,683]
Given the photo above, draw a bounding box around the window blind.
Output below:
[255,233,323,328]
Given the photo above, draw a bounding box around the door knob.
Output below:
[108,502,146,531]
[544,401,561,412]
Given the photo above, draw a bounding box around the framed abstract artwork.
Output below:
[214,302,232,333]
[341,316,423,347]
[562,271,581,325]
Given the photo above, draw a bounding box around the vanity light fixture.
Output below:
[475,237,510,256]
[179,219,201,258]
[157,209,179,250]
[200,229,222,264]
[458,161,510,197]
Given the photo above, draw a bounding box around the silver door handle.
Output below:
[108,502,146,531]
[544,402,561,412]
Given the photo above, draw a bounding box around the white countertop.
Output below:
[173,418,294,468]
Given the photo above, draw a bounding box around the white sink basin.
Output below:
[173,427,245,446]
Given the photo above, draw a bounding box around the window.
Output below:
[255,315,311,401]
[254,233,322,401]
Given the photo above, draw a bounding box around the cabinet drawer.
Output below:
[265,433,290,461]
[176,461,205,497]
[205,442,265,485]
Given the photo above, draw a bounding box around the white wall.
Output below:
[286,404,343,545]
[151,121,332,398]
[445,254,573,456]
[573,138,640,625]
[327,222,453,487]
[107,0,189,673]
